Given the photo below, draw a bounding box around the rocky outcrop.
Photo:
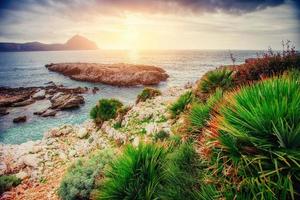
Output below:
[0,84,88,120]
[46,63,169,86]
[50,94,84,110]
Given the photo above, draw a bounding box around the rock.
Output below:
[41,109,57,117]
[92,87,99,94]
[50,92,64,101]
[46,128,62,138]
[50,94,84,110]
[33,110,46,115]
[12,98,35,107]
[30,145,42,153]
[32,89,46,100]
[16,171,29,180]
[68,150,77,158]
[22,154,39,168]
[145,123,158,135]
[46,63,169,86]
[0,107,9,116]
[0,94,30,107]
[13,115,27,123]
[132,137,140,147]
[59,95,84,110]
[76,127,88,139]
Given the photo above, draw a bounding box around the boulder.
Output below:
[13,116,27,123]
[32,89,46,100]
[21,154,39,168]
[41,109,57,117]
[76,127,88,139]
[15,171,29,180]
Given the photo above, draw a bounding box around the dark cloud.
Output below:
[0,0,295,15]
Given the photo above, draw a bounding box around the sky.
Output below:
[0,0,299,50]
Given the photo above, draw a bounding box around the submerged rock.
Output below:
[0,107,9,115]
[46,63,169,86]
[13,116,27,123]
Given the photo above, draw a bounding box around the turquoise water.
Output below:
[0,50,263,144]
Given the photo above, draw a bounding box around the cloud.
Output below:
[0,0,295,15]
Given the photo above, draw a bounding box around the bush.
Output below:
[0,175,21,194]
[99,144,168,200]
[169,91,193,117]
[197,69,233,96]
[136,87,162,104]
[59,149,114,200]
[153,130,169,142]
[189,89,223,131]
[233,46,300,85]
[206,77,300,199]
[90,99,123,124]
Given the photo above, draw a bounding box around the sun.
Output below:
[123,14,141,51]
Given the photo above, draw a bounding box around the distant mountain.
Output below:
[0,35,98,51]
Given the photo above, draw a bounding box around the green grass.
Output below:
[0,175,21,195]
[209,77,300,199]
[169,91,193,117]
[198,69,233,94]
[90,99,123,124]
[136,87,162,104]
[99,143,168,200]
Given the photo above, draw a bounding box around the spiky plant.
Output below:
[99,143,168,200]
[207,77,300,199]
[189,89,223,130]
[169,91,193,117]
[198,69,233,94]
[162,142,203,200]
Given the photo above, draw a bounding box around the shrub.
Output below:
[59,149,114,200]
[169,91,193,117]
[153,130,169,142]
[189,89,223,131]
[90,99,123,124]
[99,143,168,200]
[136,87,162,104]
[233,46,300,85]
[197,69,233,96]
[206,77,300,199]
[0,175,21,194]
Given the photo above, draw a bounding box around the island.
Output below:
[0,35,98,52]
[46,63,169,86]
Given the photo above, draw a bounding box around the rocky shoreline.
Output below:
[46,63,169,86]
[0,86,186,199]
[0,83,98,122]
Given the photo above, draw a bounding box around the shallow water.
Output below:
[0,49,263,144]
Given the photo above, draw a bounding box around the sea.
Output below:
[0,49,263,144]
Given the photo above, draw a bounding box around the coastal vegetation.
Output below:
[90,99,123,124]
[0,175,21,194]
[2,45,299,199]
[136,87,162,104]
[169,91,193,117]
[58,149,114,200]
